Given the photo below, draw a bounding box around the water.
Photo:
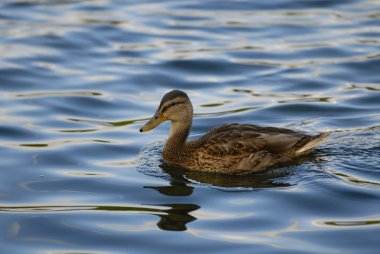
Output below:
[1,0,380,253]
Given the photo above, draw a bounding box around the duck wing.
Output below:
[195,124,307,156]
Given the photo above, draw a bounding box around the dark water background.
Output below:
[1,0,380,253]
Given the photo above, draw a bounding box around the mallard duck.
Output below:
[140,90,329,174]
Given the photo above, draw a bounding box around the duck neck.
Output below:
[163,119,192,163]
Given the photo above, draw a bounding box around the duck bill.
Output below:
[140,112,167,132]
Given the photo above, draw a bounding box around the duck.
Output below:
[140,90,329,174]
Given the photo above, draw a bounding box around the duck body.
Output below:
[141,90,329,175]
[163,123,328,174]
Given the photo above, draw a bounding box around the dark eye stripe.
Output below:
[161,101,185,113]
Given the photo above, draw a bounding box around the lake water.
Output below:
[1,0,380,253]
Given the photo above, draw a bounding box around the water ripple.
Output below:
[1,0,380,253]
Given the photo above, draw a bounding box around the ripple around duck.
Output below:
[138,141,316,190]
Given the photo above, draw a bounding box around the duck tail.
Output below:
[295,132,330,156]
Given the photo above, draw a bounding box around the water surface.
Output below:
[1,0,380,253]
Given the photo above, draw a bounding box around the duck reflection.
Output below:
[143,161,295,231]
[155,203,199,231]
[158,161,292,189]
[96,202,199,232]
[144,163,197,231]
[144,177,194,196]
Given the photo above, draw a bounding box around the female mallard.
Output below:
[140,90,329,174]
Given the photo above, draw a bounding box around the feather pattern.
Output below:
[173,124,328,174]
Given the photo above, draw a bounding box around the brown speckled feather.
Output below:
[175,124,327,174]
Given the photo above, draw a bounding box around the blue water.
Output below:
[1,0,380,253]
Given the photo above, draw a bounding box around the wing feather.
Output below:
[194,124,306,156]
